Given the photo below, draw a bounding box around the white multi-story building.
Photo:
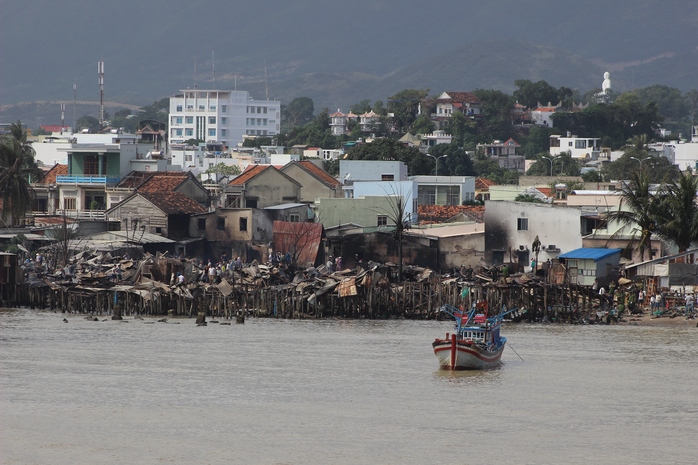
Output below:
[550,134,601,160]
[168,90,281,148]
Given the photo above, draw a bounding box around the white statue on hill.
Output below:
[602,71,612,94]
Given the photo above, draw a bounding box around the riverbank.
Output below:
[624,311,697,327]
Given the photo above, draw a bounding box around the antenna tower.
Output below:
[98,61,105,131]
[73,80,77,132]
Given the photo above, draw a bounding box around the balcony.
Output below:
[56,176,120,185]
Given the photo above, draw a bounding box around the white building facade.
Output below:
[168,90,281,148]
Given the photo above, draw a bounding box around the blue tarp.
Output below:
[558,247,622,262]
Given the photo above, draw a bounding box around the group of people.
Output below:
[179,256,245,285]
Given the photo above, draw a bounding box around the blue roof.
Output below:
[558,248,622,262]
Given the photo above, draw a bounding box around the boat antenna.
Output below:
[506,342,524,361]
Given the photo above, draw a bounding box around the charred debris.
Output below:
[8,249,635,324]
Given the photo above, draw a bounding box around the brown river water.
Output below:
[1,308,697,465]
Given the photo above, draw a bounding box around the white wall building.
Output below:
[550,134,601,159]
[484,200,583,267]
[352,180,419,224]
[411,175,476,205]
[168,89,280,148]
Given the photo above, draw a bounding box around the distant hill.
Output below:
[1,0,696,123]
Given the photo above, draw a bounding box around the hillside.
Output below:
[1,0,696,121]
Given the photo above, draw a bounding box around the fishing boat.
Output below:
[433,302,515,370]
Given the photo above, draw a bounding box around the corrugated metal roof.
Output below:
[558,247,622,261]
[272,221,323,267]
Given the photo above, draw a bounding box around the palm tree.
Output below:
[623,134,651,158]
[655,169,698,253]
[0,121,43,224]
[605,169,662,261]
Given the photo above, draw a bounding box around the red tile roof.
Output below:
[229,165,271,186]
[475,177,496,190]
[117,171,190,191]
[442,92,480,104]
[40,125,70,133]
[140,192,207,215]
[418,205,485,224]
[536,187,554,198]
[40,164,68,184]
[138,172,190,193]
[285,161,341,188]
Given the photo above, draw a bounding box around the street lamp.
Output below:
[629,156,649,169]
[427,153,447,176]
[542,157,553,176]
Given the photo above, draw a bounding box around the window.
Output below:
[185,154,192,162]
[197,218,206,230]
[208,128,216,137]
[176,105,182,112]
[221,105,227,113]
[84,155,99,175]
[185,129,193,136]
[263,107,267,114]
[175,116,182,124]
[64,197,76,210]
[246,198,257,209]
[257,107,261,113]
[175,129,183,136]
[221,129,227,137]
[208,116,216,124]
[221,117,227,124]
[239,217,248,231]
[217,217,225,230]
[575,140,587,149]
[289,213,300,223]
[187,105,194,111]
[568,141,573,147]
[155,227,162,234]
[209,105,216,111]
[185,116,193,124]
[198,105,205,111]
[377,215,388,226]
[381,174,394,181]
[517,218,528,231]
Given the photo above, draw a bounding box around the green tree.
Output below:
[520,126,555,158]
[428,143,475,176]
[472,89,515,140]
[372,100,387,116]
[282,97,315,129]
[655,169,698,252]
[350,99,372,114]
[685,89,698,124]
[346,139,430,175]
[76,115,100,133]
[514,193,545,203]
[513,80,567,109]
[472,154,519,185]
[634,85,689,121]
[444,111,477,147]
[0,121,43,223]
[205,163,242,181]
[410,114,435,135]
[387,89,429,132]
[601,135,678,183]
[604,169,662,261]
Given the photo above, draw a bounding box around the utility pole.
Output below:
[98,61,105,131]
